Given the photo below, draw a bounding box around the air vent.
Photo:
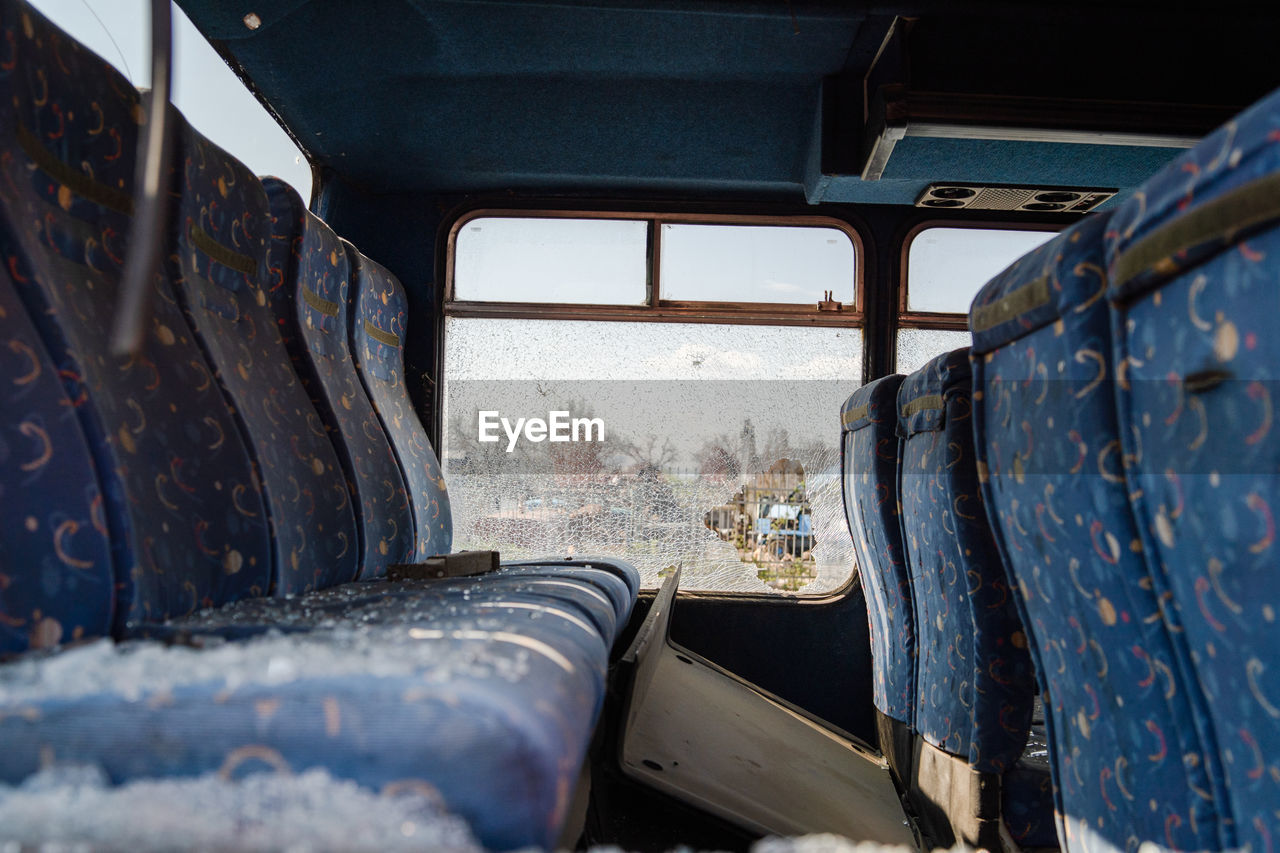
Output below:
[915,184,1116,213]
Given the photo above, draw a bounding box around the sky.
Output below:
[28,0,313,199]
[908,227,1055,313]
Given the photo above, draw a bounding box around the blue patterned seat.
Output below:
[970,213,1222,852]
[0,269,113,655]
[262,178,414,580]
[169,121,358,596]
[897,348,1051,848]
[158,556,640,649]
[345,244,452,560]
[0,603,609,852]
[840,376,916,783]
[159,571,624,649]
[0,0,272,632]
[1105,86,1280,851]
[493,559,639,630]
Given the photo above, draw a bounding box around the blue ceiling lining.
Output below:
[879,137,1182,186]
[179,0,861,196]
[177,0,1228,204]
[290,75,823,191]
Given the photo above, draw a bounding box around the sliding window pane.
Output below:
[660,224,856,305]
[454,217,649,304]
[907,227,1055,314]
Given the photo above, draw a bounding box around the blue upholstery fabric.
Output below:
[840,376,915,724]
[158,569,629,650]
[346,245,452,560]
[0,268,113,654]
[156,556,642,648]
[0,9,628,849]
[971,213,1221,852]
[1105,87,1280,851]
[492,563,635,630]
[170,123,358,595]
[1003,762,1058,848]
[0,613,608,852]
[897,348,1035,774]
[263,178,413,580]
[0,1,272,630]
[503,555,642,604]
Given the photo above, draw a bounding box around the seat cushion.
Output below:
[0,609,608,852]
[1002,762,1057,848]
[1104,85,1280,851]
[263,179,414,580]
[0,0,273,630]
[171,121,358,594]
[841,376,915,725]
[0,267,113,654]
[346,246,452,560]
[971,212,1221,852]
[151,572,622,651]
[898,348,1036,774]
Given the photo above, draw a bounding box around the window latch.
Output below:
[818,290,843,312]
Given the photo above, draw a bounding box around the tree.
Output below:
[623,434,679,471]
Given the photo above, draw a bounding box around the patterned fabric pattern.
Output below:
[972,213,1221,852]
[0,2,272,630]
[490,564,632,632]
[1105,86,1280,852]
[898,348,1035,774]
[0,269,112,654]
[346,245,452,559]
[172,124,357,594]
[841,376,915,724]
[1003,762,1058,847]
[262,178,412,580]
[156,571,624,651]
[502,555,642,605]
[0,616,608,852]
[156,558,641,648]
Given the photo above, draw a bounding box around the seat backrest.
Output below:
[345,244,452,559]
[897,347,1034,773]
[0,266,113,654]
[1105,86,1280,851]
[970,213,1221,851]
[841,375,914,726]
[263,178,413,580]
[0,0,272,631]
[169,122,358,594]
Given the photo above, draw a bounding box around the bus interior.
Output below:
[1,0,1279,850]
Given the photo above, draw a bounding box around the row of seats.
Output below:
[845,86,1280,852]
[842,350,1053,850]
[0,2,637,849]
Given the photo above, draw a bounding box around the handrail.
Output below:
[109,0,174,356]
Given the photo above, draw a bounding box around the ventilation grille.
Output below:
[915,184,1115,213]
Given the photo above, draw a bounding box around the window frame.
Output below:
[445,209,865,328]
[897,220,1062,331]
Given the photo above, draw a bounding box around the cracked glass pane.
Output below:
[706,460,818,592]
[895,328,972,375]
[443,318,862,594]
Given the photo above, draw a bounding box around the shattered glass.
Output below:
[443,318,863,595]
[0,623,553,704]
[895,328,971,375]
[0,766,482,852]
